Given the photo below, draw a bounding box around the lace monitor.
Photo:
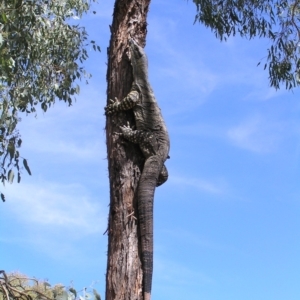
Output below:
[105,39,170,300]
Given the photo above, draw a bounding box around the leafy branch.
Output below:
[193,0,300,89]
[0,0,100,198]
[0,271,101,300]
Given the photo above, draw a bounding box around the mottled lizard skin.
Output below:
[105,39,170,300]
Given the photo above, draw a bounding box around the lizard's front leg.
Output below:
[105,89,139,115]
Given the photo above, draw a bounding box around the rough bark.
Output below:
[105,1,151,300]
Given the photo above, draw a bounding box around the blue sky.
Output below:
[2,0,300,299]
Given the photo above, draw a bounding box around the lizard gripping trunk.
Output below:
[105,39,170,300]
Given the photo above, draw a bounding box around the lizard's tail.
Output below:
[138,155,163,300]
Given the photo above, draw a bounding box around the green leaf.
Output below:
[93,289,101,300]
[0,0,99,188]
[8,143,15,160]
[1,12,7,23]
[8,169,14,183]
[41,102,48,112]
[23,159,32,175]
[69,288,77,298]
[1,193,5,202]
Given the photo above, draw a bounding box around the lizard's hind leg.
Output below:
[119,123,158,158]
[157,164,168,186]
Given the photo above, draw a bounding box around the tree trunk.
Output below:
[105,1,151,300]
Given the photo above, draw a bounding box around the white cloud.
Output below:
[227,115,283,153]
[147,16,219,115]
[3,181,106,235]
[26,134,105,161]
[155,258,214,286]
[162,229,237,253]
[170,175,228,195]
[0,179,108,262]
[17,86,107,162]
[243,83,286,102]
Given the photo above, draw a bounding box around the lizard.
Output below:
[105,38,170,300]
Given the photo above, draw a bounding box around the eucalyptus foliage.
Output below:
[0,0,99,197]
[0,271,101,300]
[193,0,300,89]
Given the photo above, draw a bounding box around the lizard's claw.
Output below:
[119,122,133,134]
[105,97,119,115]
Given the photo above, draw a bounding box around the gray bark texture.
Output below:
[105,1,151,300]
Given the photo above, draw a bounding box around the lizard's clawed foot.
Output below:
[104,97,119,115]
[119,121,133,134]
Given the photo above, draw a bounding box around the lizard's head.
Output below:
[128,38,147,69]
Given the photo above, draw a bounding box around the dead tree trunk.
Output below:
[105,1,151,300]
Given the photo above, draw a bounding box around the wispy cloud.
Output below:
[227,115,284,153]
[170,175,228,195]
[25,134,105,161]
[3,181,106,235]
[153,257,215,300]
[148,0,293,111]
[160,229,237,253]
[1,179,108,263]
[155,258,214,286]
[147,16,219,115]
[17,86,107,162]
